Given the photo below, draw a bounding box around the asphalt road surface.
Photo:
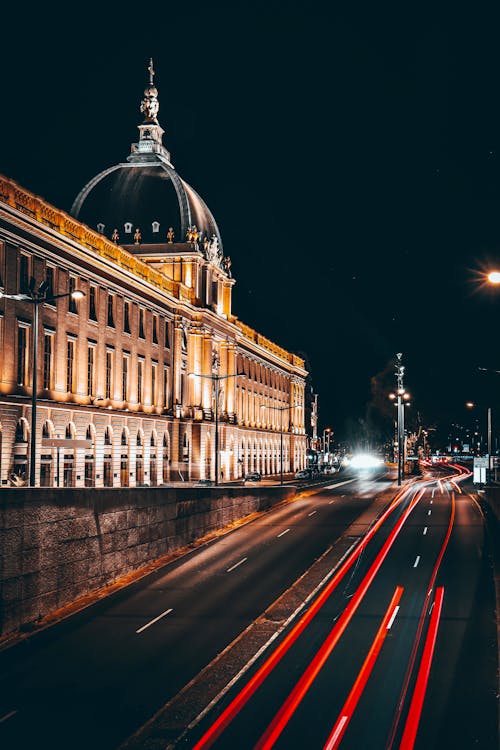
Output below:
[0,466,497,750]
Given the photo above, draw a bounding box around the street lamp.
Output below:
[389,353,410,486]
[260,404,294,485]
[188,366,243,486]
[467,398,493,482]
[1,278,85,487]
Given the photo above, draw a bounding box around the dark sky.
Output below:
[3,1,500,441]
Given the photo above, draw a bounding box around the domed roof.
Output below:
[70,59,222,251]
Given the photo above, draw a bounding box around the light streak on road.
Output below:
[136,608,173,634]
[253,491,425,750]
[413,556,420,568]
[423,527,427,535]
[191,483,416,750]
[323,587,404,750]
[386,492,456,748]
[399,588,445,750]
[227,558,248,572]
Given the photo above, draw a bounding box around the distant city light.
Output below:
[487,271,500,284]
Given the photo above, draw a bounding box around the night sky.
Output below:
[3,2,500,443]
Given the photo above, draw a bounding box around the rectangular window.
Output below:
[163,366,169,408]
[107,293,115,327]
[152,315,158,344]
[122,354,129,401]
[17,324,29,385]
[89,286,98,321]
[45,266,55,303]
[164,320,170,348]
[43,333,54,390]
[0,242,4,288]
[151,362,157,406]
[139,308,145,339]
[19,254,30,293]
[105,350,113,399]
[87,345,95,396]
[123,301,131,333]
[137,359,144,403]
[68,276,78,313]
[66,338,75,393]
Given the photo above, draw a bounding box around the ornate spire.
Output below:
[128,59,172,166]
[140,57,160,124]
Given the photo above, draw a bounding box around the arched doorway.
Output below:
[85,425,96,487]
[136,431,144,485]
[40,421,53,487]
[162,432,169,483]
[149,431,157,486]
[12,419,29,484]
[103,426,113,487]
[63,423,76,487]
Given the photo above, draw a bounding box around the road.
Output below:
[183,466,498,750]
[0,466,497,750]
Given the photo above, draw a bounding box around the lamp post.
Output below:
[389,353,410,486]
[466,399,493,482]
[1,279,85,487]
[261,404,294,485]
[188,366,243,486]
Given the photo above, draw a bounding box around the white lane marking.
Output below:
[432,488,435,498]
[227,557,248,573]
[136,608,173,634]
[326,716,349,749]
[414,556,420,568]
[323,479,356,490]
[428,510,432,516]
[423,527,428,535]
[0,710,18,724]
[308,510,317,517]
[387,605,400,630]
[430,499,433,504]
[329,500,335,504]
[277,528,290,538]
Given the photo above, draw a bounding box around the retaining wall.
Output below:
[0,485,295,637]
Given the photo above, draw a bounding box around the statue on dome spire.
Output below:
[140,58,160,123]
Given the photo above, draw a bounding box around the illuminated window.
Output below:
[124,222,133,234]
[66,338,76,393]
[152,221,160,233]
[17,323,29,385]
[97,223,105,234]
[43,331,54,390]
[105,349,113,399]
[137,358,144,403]
[163,366,169,408]
[89,286,98,321]
[151,362,157,406]
[87,343,96,396]
[122,353,129,401]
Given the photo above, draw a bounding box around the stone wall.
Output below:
[0,485,295,637]
[484,486,500,522]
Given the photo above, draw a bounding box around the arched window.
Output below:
[104,427,112,445]
[97,223,105,234]
[152,221,160,233]
[124,222,133,234]
[121,429,128,446]
[137,432,142,446]
[15,420,27,442]
[150,433,156,447]
[42,423,51,439]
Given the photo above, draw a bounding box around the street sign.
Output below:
[473,456,489,469]
[473,467,486,484]
[41,439,93,448]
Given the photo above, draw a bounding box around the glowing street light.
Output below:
[1,279,85,487]
[487,270,500,285]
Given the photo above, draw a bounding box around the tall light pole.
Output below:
[261,404,294,485]
[467,398,493,483]
[389,353,410,486]
[188,365,243,485]
[1,279,85,487]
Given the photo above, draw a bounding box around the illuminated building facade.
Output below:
[0,62,307,487]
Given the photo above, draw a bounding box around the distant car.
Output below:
[295,469,311,480]
[244,471,261,482]
[195,478,214,486]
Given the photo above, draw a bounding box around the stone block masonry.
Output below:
[0,485,294,637]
